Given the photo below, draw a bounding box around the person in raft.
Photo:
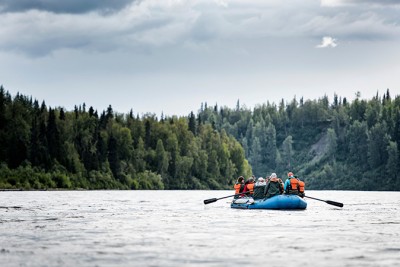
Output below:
[252,177,267,200]
[241,176,255,196]
[233,176,245,199]
[264,173,284,199]
[284,172,305,198]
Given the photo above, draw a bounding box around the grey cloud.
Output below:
[349,0,400,5]
[0,0,136,14]
[0,0,185,56]
[322,0,400,7]
[1,0,399,58]
[303,10,400,41]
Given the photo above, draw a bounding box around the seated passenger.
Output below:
[233,176,245,199]
[242,177,255,196]
[265,173,284,199]
[284,172,305,197]
[252,177,267,200]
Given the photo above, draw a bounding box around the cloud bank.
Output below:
[321,0,400,7]
[0,0,399,57]
[0,0,136,14]
[1,0,399,117]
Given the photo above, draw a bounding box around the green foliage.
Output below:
[197,91,400,191]
[1,87,399,191]
[136,171,164,190]
[282,135,293,169]
[0,88,250,190]
[386,141,399,188]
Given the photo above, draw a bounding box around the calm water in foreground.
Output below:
[0,190,399,267]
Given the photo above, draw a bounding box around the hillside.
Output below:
[1,86,399,190]
[197,91,400,190]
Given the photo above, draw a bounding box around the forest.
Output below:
[0,85,251,190]
[197,90,400,191]
[0,85,399,190]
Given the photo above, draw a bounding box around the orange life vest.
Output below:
[290,178,299,190]
[298,180,305,193]
[247,183,254,194]
[234,183,243,194]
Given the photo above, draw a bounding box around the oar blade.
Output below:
[326,200,344,208]
[204,198,217,205]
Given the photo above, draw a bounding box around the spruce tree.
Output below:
[188,111,196,135]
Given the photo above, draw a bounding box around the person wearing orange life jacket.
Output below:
[284,172,305,197]
[233,176,245,199]
[241,177,255,196]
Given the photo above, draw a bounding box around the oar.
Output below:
[204,192,251,205]
[304,195,344,208]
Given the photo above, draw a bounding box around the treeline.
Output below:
[1,85,399,191]
[198,90,400,190]
[0,86,252,190]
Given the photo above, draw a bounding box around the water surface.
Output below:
[0,190,399,267]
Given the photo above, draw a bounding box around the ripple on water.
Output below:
[0,206,22,209]
[384,248,400,252]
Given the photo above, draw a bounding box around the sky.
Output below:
[1,0,400,117]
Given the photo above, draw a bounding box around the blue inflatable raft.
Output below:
[231,195,307,210]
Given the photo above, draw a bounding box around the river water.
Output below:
[0,190,399,267]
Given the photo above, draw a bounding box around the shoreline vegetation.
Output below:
[0,85,399,191]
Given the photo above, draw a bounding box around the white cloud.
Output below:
[214,0,228,8]
[316,36,338,48]
[321,0,349,6]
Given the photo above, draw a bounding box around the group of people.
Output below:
[234,172,305,200]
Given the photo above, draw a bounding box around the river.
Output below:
[0,190,399,267]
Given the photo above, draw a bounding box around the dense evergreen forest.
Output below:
[0,86,252,190]
[198,90,400,190]
[0,85,399,191]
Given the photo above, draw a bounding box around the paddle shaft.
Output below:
[304,195,343,208]
[203,191,251,205]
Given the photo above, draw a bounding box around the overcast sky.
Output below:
[1,0,399,116]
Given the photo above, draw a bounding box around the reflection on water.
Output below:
[0,190,399,267]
